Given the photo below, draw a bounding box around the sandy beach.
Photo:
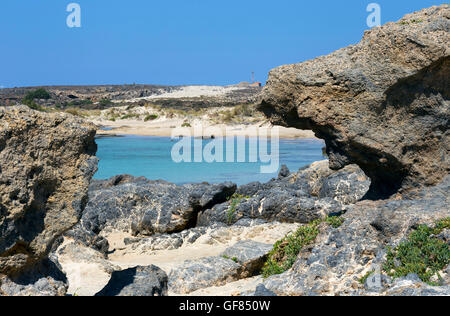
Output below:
[93,117,316,139]
[60,85,318,139]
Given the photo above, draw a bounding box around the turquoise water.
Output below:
[94,135,325,185]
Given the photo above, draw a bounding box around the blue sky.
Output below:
[0,0,443,87]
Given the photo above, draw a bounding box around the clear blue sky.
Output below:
[0,0,443,87]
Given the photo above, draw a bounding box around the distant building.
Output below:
[236,81,251,87]
[250,82,262,87]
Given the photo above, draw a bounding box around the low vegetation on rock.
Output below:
[227,193,250,225]
[262,216,345,278]
[383,218,450,285]
[23,99,46,111]
[359,270,376,285]
[99,98,113,107]
[24,88,51,101]
[181,122,191,127]
[325,215,345,229]
[144,114,158,121]
[262,219,322,277]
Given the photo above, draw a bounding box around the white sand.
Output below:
[124,85,246,102]
[87,103,317,139]
[93,118,316,139]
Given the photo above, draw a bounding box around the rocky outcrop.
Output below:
[220,240,273,278]
[53,238,119,296]
[0,84,262,110]
[67,160,368,258]
[71,179,236,242]
[113,219,299,262]
[259,5,450,198]
[168,240,279,294]
[0,259,68,296]
[197,161,370,226]
[0,105,97,292]
[95,265,168,296]
[169,256,242,294]
[385,274,450,296]
[261,176,449,296]
[55,216,301,295]
[53,158,446,296]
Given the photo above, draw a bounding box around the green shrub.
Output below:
[398,19,424,25]
[262,215,345,278]
[24,88,51,101]
[383,218,450,285]
[181,122,192,127]
[64,107,95,117]
[65,108,85,117]
[232,103,254,117]
[121,113,139,120]
[67,99,93,107]
[99,98,113,107]
[326,215,344,228]
[222,255,239,263]
[359,270,375,285]
[23,99,46,111]
[144,114,158,122]
[262,219,321,277]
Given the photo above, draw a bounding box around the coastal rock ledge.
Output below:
[260,5,449,198]
[0,105,98,296]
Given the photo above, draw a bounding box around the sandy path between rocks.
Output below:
[58,222,300,296]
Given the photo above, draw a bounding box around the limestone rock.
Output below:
[259,5,450,198]
[71,179,236,241]
[168,256,241,294]
[168,240,277,295]
[364,273,392,293]
[220,240,273,278]
[0,105,98,277]
[0,259,68,296]
[253,284,277,297]
[262,176,450,296]
[198,160,370,226]
[386,274,450,296]
[95,265,168,296]
[278,165,290,179]
[54,238,118,296]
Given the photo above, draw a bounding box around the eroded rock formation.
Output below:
[71,179,237,242]
[197,161,370,226]
[262,176,450,296]
[0,105,97,292]
[95,265,168,297]
[260,5,449,198]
